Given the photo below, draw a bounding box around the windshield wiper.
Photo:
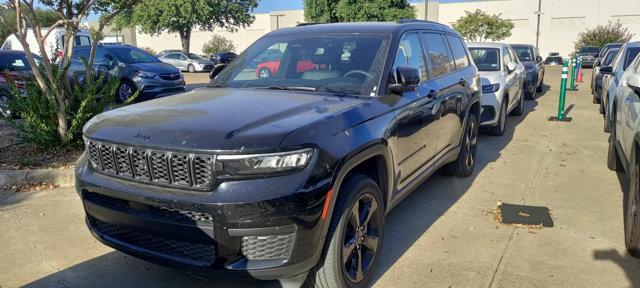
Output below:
[256,85,318,92]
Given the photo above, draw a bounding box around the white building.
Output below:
[133,0,640,57]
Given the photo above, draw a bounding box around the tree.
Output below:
[574,20,634,51]
[0,0,137,143]
[304,0,415,23]
[202,34,235,55]
[452,9,514,42]
[119,0,258,53]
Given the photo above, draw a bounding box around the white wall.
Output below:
[134,0,640,57]
[438,0,640,57]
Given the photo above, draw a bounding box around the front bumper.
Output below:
[133,76,186,99]
[75,153,330,280]
[523,73,537,94]
[480,90,504,127]
[194,64,215,72]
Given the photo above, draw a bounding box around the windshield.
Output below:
[603,49,619,66]
[512,46,534,61]
[469,48,500,71]
[186,53,203,60]
[580,47,600,54]
[109,47,159,64]
[210,34,389,96]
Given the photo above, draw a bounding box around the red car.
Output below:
[256,60,317,79]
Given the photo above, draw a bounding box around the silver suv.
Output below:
[157,52,214,73]
[607,49,640,258]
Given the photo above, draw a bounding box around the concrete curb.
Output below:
[0,167,74,187]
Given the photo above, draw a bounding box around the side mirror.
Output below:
[209,63,227,79]
[389,66,420,94]
[600,66,613,75]
[626,73,640,95]
[506,62,517,73]
[536,56,543,63]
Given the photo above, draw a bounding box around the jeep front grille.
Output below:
[86,140,214,190]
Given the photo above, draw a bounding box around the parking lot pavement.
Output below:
[2,67,639,288]
[184,72,210,91]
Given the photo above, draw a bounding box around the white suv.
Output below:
[607,50,640,257]
[468,43,526,136]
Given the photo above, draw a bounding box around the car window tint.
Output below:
[393,33,428,82]
[624,47,640,71]
[502,48,512,68]
[2,40,11,50]
[74,49,90,62]
[165,53,180,60]
[422,32,455,77]
[74,36,91,46]
[469,48,500,71]
[446,35,469,69]
[508,48,518,63]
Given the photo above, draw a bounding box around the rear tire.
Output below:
[625,157,640,257]
[443,112,479,177]
[488,101,507,136]
[308,174,384,288]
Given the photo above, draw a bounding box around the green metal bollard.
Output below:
[557,59,569,120]
[569,56,577,90]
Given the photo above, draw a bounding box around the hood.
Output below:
[129,62,179,74]
[478,71,504,86]
[84,88,370,151]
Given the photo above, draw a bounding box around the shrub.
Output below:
[452,9,514,42]
[9,62,127,149]
[202,35,235,55]
[574,20,634,51]
[140,46,158,55]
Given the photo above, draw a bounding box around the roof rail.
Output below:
[397,19,445,26]
[296,22,320,27]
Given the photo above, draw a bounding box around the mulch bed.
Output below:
[1,182,60,193]
[0,120,82,170]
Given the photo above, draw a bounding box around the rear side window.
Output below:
[421,32,455,77]
[2,40,11,50]
[445,35,469,69]
[393,33,429,82]
[624,47,640,71]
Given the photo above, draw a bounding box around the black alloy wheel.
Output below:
[342,193,381,283]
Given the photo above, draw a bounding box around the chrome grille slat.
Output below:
[86,140,214,190]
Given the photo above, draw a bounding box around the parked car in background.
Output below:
[157,51,215,73]
[76,20,481,288]
[511,44,545,98]
[0,50,85,118]
[468,42,525,136]
[73,44,185,102]
[209,52,237,65]
[606,51,640,258]
[577,46,601,67]
[2,28,91,60]
[544,53,563,65]
[256,58,317,79]
[155,49,182,57]
[599,43,623,63]
[603,42,640,132]
[592,47,620,109]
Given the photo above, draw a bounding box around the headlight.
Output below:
[217,148,314,176]
[137,71,156,78]
[482,83,500,93]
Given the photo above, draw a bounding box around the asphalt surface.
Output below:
[2,67,639,288]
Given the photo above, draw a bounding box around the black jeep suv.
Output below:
[76,20,480,288]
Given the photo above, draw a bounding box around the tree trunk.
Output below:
[179,28,191,52]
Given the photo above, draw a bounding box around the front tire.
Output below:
[607,132,624,172]
[511,93,524,116]
[443,112,479,177]
[309,174,384,288]
[259,67,271,79]
[187,64,196,73]
[488,101,507,136]
[0,90,15,119]
[626,157,640,257]
[116,80,136,103]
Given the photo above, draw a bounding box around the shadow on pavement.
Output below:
[24,91,544,288]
